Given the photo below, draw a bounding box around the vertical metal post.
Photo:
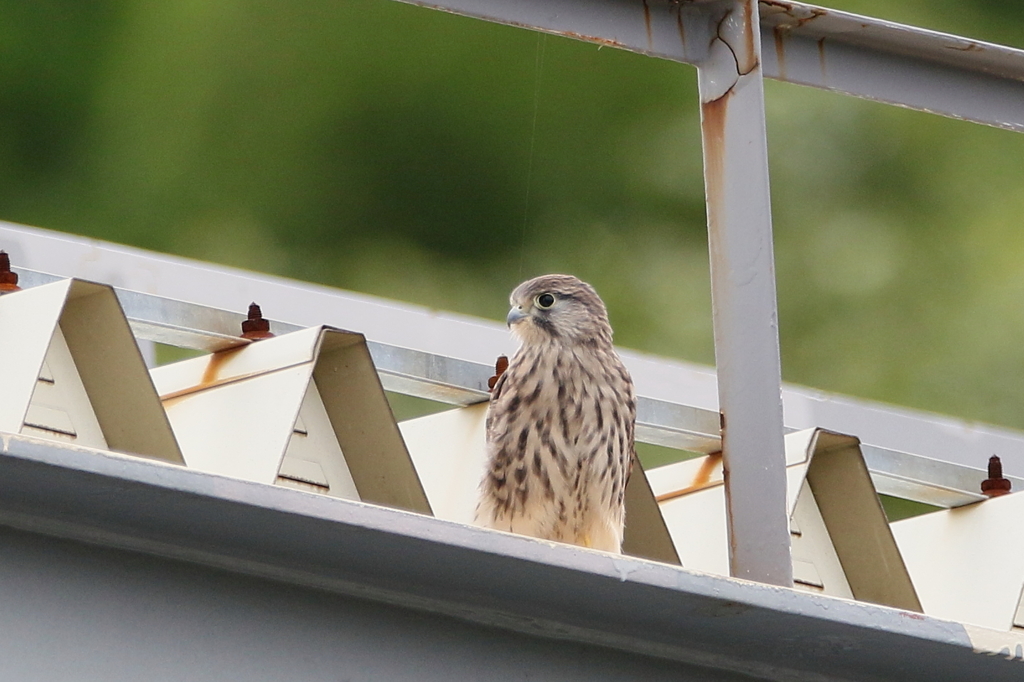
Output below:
[696,0,792,586]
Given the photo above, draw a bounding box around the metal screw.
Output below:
[487,355,509,391]
[981,455,1011,498]
[0,251,21,293]
[240,302,274,340]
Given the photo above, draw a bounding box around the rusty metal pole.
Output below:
[696,0,792,586]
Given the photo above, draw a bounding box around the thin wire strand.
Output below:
[518,33,546,279]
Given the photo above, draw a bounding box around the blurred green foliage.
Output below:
[3,0,1024,439]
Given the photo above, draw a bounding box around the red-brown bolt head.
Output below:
[0,250,21,293]
[240,302,274,340]
[981,455,1011,497]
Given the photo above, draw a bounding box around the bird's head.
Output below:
[506,274,613,347]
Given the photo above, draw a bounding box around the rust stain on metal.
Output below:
[759,0,827,29]
[981,454,1011,497]
[655,452,724,502]
[743,0,756,73]
[675,6,686,49]
[701,89,731,236]
[759,0,794,11]
[693,451,723,488]
[642,0,653,50]
[241,302,274,340]
[796,8,826,28]
[713,6,758,77]
[946,41,983,52]
[817,37,827,77]
[497,20,627,50]
[0,251,21,293]
[159,388,207,408]
[772,26,787,80]
[201,347,239,386]
[159,346,251,404]
[550,30,626,49]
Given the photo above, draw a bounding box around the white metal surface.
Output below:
[1015,589,1024,631]
[0,278,182,463]
[23,326,108,448]
[892,492,1024,632]
[151,326,432,513]
[399,403,680,564]
[277,381,360,498]
[160,362,314,482]
[789,480,852,597]
[0,280,77,436]
[399,403,489,526]
[649,428,920,610]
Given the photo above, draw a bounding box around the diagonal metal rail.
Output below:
[396,0,1024,132]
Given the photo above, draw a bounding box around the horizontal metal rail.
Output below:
[394,0,1024,132]
[8,228,1023,508]
[759,2,1024,132]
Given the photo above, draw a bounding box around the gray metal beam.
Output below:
[393,0,1024,132]
[862,445,990,508]
[0,221,516,367]
[0,433,1021,681]
[696,0,791,586]
[0,530,726,682]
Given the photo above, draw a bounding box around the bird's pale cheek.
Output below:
[509,319,544,345]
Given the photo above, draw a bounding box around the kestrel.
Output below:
[474,274,636,553]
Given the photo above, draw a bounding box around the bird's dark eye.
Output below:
[536,293,555,309]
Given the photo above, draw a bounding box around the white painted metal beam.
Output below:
[393,0,1024,133]
[696,0,791,587]
[760,1,1024,132]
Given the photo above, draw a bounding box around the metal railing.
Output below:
[5,222,1022,511]
[4,0,1024,586]
[386,0,1024,585]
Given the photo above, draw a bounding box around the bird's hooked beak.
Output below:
[506,305,527,327]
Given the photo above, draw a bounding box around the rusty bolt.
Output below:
[240,302,274,340]
[487,355,509,391]
[981,455,1011,498]
[0,251,21,293]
